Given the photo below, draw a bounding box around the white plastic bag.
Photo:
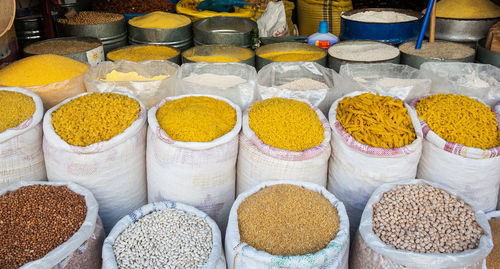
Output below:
[257,61,341,117]
[411,97,500,213]
[84,60,179,109]
[328,91,423,236]
[147,94,242,232]
[43,92,148,233]
[2,181,105,269]
[0,87,46,187]
[174,62,257,110]
[102,201,226,269]
[236,99,331,195]
[351,179,493,269]
[257,1,289,37]
[226,180,350,269]
[420,62,500,106]
[339,63,431,103]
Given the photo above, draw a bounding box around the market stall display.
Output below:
[182,45,255,65]
[106,44,181,64]
[193,16,256,48]
[399,40,475,68]
[255,42,327,70]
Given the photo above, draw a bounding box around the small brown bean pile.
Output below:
[57,11,123,25]
[93,0,175,14]
[487,218,500,268]
[238,184,339,256]
[25,40,100,55]
[0,185,87,269]
[372,183,483,254]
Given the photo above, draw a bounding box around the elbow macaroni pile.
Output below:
[0,91,36,133]
[336,93,416,149]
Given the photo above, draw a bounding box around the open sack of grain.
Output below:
[412,94,500,212]
[237,98,331,195]
[257,61,342,116]
[1,181,105,269]
[102,201,226,269]
[486,211,500,268]
[43,92,148,233]
[0,87,46,187]
[147,94,241,232]
[351,179,493,269]
[84,60,179,109]
[328,91,423,236]
[226,180,350,268]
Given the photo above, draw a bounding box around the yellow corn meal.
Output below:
[129,11,191,29]
[101,70,169,82]
[51,93,140,147]
[259,50,325,62]
[156,96,236,142]
[107,46,179,62]
[186,55,240,62]
[337,93,416,149]
[0,55,88,87]
[424,0,500,19]
[249,98,324,151]
[416,93,500,149]
[0,91,36,133]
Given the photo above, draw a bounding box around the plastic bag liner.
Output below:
[226,180,350,269]
[236,99,331,195]
[43,92,148,233]
[495,100,500,114]
[420,62,500,107]
[339,63,431,103]
[257,61,341,117]
[411,96,500,213]
[147,94,242,233]
[0,87,46,187]
[2,181,103,269]
[352,179,493,269]
[174,62,257,111]
[84,60,179,109]
[102,201,226,269]
[328,91,423,237]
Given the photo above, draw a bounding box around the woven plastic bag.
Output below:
[147,94,241,232]
[84,60,179,109]
[226,180,350,269]
[236,99,331,195]
[420,62,500,106]
[43,92,148,233]
[340,63,431,103]
[0,87,46,187]
[351,179,493,269]
[3,181,105,269]
[102,201,226,269]
[328,91,423,236]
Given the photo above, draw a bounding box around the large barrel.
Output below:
[14,15,44,49]
[193,16,256,48]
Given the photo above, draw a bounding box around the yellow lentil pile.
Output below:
[259,50,325,62]
[416,94,500,149]
[129,11,191,29]
[0,91,36,133]
[336,93,416,148]
[107,46,179,62]
[156,96,236,142]
[186,55,240,62]
[424,0,500,19]
[0,55,88,87]
[51,93,140,147]
[238,184,339,256]
[487,218,500,268]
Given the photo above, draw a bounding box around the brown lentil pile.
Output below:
[57,11,123,25]
[92,0,176,14]
[25,40,100,55]
[0,185,87,269]
[487,218,500,268]
[238,184,339,256]
[399,41,475,60]
[372,184,483,254]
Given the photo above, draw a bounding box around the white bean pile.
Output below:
[113,209,213,269]
[372,184,483,254]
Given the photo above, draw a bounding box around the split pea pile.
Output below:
[0,185,87,269]
[372,183,483,254]
[113,208,213,268]
[238,184,340,256]
[51,93,140,147]
[0,91,36,133]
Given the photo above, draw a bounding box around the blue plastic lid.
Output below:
[319,21,328,34]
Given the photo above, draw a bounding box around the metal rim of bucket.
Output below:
[57,15,126,39]
[476,38,500,67]
[398,40,476,68]
[328,40,400,64]
[106,43,181,62]
[193,16,256,47]
[340,8,424,24]
[128,23,192,44]
[181,44,255,64]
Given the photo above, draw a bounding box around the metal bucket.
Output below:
[193,16,256,48]
[255,42,327,70]
[399,41,475,69]
[182,45,254,66]
[106,44,181,65]
[23,37,104,65]
[476,38,500,68]
[14,15,44,49]
[128,23,193,51]
[426,17,499,44]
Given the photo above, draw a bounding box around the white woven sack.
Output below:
[236,99,331,195]
[226,180,350,269]
[327,91,423,236]
[0,87,46,187]
[43,92,148,233]
[351,179,493,269]
[147,94,242,233]
[102,201,226,269]
[411,97,500,213]
[2,181,104,269]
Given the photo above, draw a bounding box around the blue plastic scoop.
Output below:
[415,0,436,49]
[197,0,250,12]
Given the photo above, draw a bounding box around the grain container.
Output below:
[399,40,475,68]
[255,42,327,70]
[14,15,44,49]
[106,44,181,64]
[427,18,498,45]
[193,16,256,48]
[476,38,500,68]
[182,45,254,66]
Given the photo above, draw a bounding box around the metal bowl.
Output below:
[426,17,499,44]
[476,38,500,68]
[24,36,104,64]
[182,45,254,66]
[106,44,181,64]
[128,22,192,51]
[255,42,327,70]
[193,16,256,48]
[399,41,475,68]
